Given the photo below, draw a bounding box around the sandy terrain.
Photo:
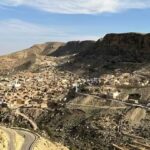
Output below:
[0,127,25,150]
[33,137,69,150]
[14,130,25,150]
[0,127,68,150]
[0,129,9,150]
[125,108,146,126]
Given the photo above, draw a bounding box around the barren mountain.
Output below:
[0,42,64,75]
[0,40,95,75]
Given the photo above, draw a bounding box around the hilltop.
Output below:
[0,42,64,74]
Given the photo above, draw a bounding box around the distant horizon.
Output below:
[1,0,150,55]
[0,36,100,56]
[1,31,150,56]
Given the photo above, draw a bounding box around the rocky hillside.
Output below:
[0,43,44,74]
[0,42,64,75]
[58,33,150,76]
[93,33,150,61]
[1,32,150,76]
[0,40,95,75]
[49,40,95,57]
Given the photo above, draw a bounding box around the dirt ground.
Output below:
[33,137,68,150]
[125,108,146,126]
[0,129,8,150]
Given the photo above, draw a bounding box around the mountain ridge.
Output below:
[1,32,150,75]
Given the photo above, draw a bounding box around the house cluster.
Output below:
[81,72,150,106]
[0,64,79,109]
[1,56,150,110]
[99,73,149,87]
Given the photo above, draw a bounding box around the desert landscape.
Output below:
[0,33,150,149]
[1,0,150,149]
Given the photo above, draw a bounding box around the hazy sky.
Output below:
[0,0,150,55]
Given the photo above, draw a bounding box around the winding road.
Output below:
[76,92,150,110]
[15,109,38,131]
[15,129,37,150]
[0,126,37,150]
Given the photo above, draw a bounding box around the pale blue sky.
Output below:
[0,0,150,55]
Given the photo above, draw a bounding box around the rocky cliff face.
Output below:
[58,33,150,76]
[76,33,150,61]
[95,33,150,61]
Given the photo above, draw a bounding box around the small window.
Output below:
[128,93,141,100]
